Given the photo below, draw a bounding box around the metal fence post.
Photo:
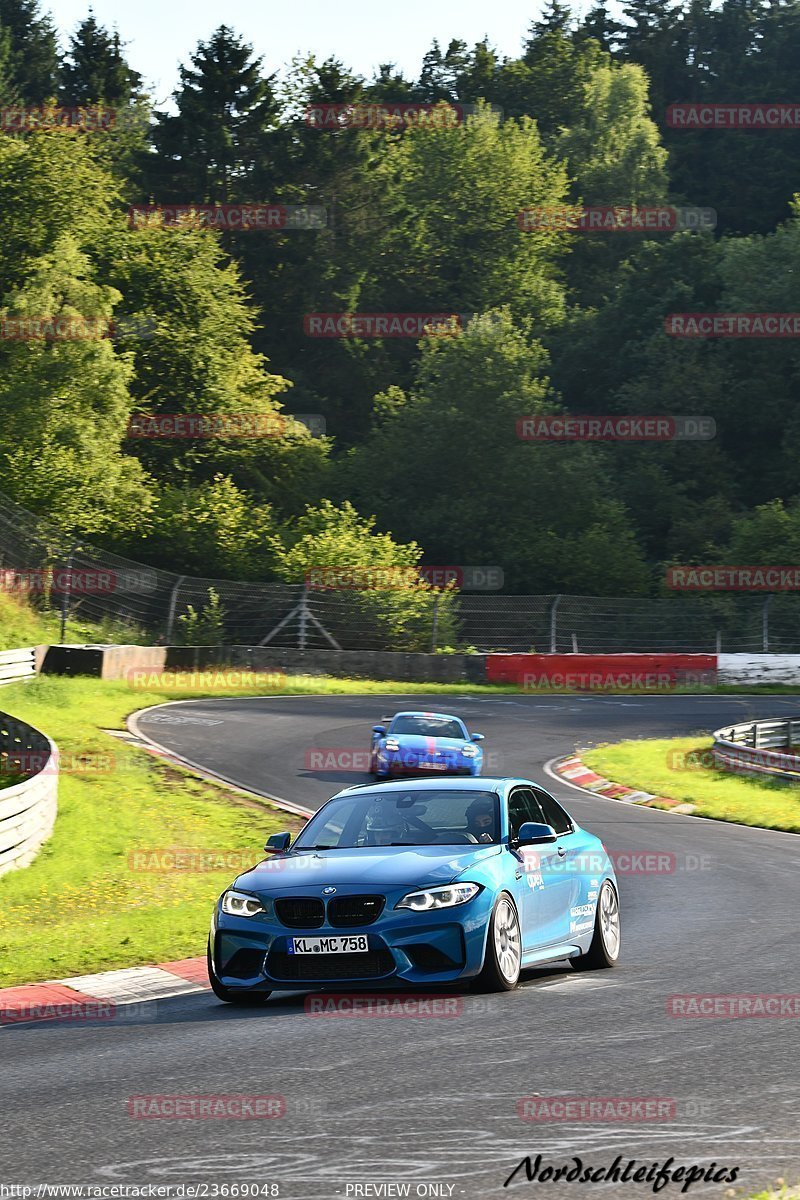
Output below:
[59,544,76,642]
[431,593,440,653]
[762,594,772,652]
[549,595,562,653]
[165,576,185,643]
[298,584,309,650]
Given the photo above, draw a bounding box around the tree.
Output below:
[96,214,329,515]
[341,311,650,594]
[417,39,471,101]
[0,0,58,103]
[136,476,277,576]
[0,236,151,535]
[149,25,279,202]
[59,14,143,106]
[272,499,454,651]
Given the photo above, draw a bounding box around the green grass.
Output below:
[0,674,310,986]
[0,591,148,649]
[582,736,800,833]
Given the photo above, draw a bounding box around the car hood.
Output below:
[235,845,500,893]
[385,735,472,753]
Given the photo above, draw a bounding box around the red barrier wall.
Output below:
[485,653,717,689]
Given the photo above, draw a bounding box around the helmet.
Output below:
[365,801,407,844]
[466,797,495,833]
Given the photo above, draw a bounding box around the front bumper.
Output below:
[211,889,494,992]
[376,751,481,777]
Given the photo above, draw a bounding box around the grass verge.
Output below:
[0,674,315,986]
[582,736,800,833]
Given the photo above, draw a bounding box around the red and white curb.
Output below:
[0,956,210,1024]
[554,755,694,813]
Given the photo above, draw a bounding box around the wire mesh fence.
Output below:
[1,490,799,652]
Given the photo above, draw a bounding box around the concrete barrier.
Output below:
[164,646,488,684]
[485,653,717,689]
[718,653,800,685]
[0,710,58,876]
[41,644,167,680]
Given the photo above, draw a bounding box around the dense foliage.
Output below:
[1,0,798,596]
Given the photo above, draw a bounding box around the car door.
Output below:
[532,786,589,942]
[507,786,566,950]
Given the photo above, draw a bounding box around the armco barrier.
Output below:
[0,646,37,687]
[0,710,58,876]
[712,716,800,780]
[485,653,718,688]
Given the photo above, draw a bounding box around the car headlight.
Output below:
[461,744,478,758]
[396,883,481,911]
[221,889,266,917]
[384,738,401,751]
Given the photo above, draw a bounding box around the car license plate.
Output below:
[289,935,369,955]
[419,761,447,770]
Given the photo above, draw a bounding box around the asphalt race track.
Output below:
[3,693,800,1198]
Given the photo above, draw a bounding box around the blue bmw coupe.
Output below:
[208,777,620,1001]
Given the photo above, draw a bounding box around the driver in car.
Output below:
[465,797,496,843]
[364,802,412,846]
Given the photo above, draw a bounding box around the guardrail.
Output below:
[712,717,800,780]
[0,646,37,687]
[0,710,59,876]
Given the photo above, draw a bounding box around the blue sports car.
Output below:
[369,710,485,778]
[207,777,620,1001]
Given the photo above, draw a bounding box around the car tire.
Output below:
[570,880,621,971]
[475,893,522,992]
[207,939,272,1004]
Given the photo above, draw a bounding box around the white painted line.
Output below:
[50,965,204,1002]
[127,702,314,819]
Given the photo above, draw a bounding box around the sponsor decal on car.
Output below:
[570,903,596,918]
[570,919,595,935]
[526,872,544,891]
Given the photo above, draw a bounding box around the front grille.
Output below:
[267,949,395,981]
[328,895,385,927]
[223,948,267,979]
[275,897,325,928]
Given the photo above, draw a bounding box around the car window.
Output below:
[533,788,574,835]
[292,789,500,848]
[390,716,466,739]
[507,787,547,839]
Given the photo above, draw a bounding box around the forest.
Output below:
[1,0,800,596]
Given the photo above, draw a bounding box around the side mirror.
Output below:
[372,725,386,735]
[517,822,557,845]
[265,831,292,852]
[471,733,485,742]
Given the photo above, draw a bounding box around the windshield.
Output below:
[293,789,500,849]
[389,715,466,739]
